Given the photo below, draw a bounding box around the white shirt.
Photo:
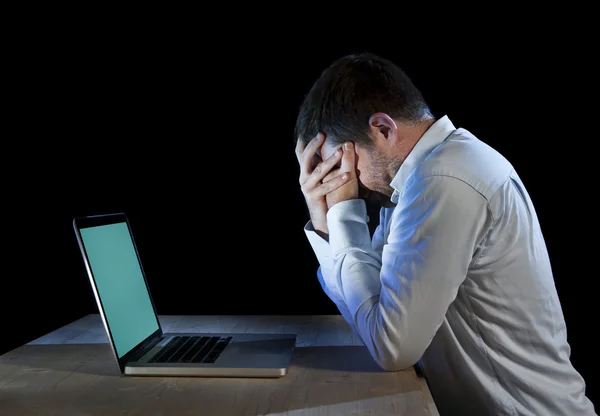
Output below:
[304,116,596,415]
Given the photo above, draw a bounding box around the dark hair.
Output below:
[295,52,433,148]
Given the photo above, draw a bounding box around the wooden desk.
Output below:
[0,314,439,415]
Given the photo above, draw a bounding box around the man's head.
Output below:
[295,52,434,207]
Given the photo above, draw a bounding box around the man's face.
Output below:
[318,137,397,208]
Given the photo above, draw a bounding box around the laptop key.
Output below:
[191,337,220,363]
[167,336,200,362]
[180,337,210,362]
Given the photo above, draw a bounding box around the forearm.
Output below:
[332,249,424,370]
[304,221,364,340]
[316,267,364,341]
[326,201,413,370]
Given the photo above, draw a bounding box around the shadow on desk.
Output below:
[293,345,384,372]
[0,344,430,415]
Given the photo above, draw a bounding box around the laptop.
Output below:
[72,212,296,377]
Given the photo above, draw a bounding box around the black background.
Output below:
[3,21,596,408]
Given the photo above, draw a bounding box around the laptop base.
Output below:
[124,332,296,378]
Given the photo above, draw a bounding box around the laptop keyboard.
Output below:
[149,335,232,364]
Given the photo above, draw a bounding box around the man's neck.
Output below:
[395,118,437,160]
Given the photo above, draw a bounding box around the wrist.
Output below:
[312,220,329,237]
[308,219,329,242]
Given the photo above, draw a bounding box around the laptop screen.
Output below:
[79,220,160,358]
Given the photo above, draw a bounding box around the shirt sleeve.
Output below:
[324,175,491,371]
[304,221,365,339]
[304,208,387,305]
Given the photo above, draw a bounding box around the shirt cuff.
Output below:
[304,221,333,267]
[326,199,371,255]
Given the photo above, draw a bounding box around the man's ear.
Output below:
[368,112,398,142]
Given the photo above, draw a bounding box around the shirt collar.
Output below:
[390,115,457,203]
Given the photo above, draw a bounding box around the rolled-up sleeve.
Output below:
[324,175,491,371]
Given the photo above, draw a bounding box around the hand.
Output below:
[323,142,359,208]
[295,133,350,237]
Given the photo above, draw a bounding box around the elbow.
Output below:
[370,346,421,372]
[357,301,425,371]
[375,355,419,372]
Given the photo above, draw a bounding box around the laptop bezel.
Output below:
[72,212,164,373]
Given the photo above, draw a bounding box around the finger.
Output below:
[322,169,339,183]
[310,153,321,172]
[341,142,356,176]
[301,133,325,175]
[310,171,350,198]
[302,146,342,188]
[295,136,307,161]
[295,133,322,164]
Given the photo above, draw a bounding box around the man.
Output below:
[294,53,595,415]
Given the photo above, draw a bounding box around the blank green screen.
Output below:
[80,222,159,358]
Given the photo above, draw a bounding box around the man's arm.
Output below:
[304,220,377,340]
[326,175,491,371]
[305,208,387,304]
